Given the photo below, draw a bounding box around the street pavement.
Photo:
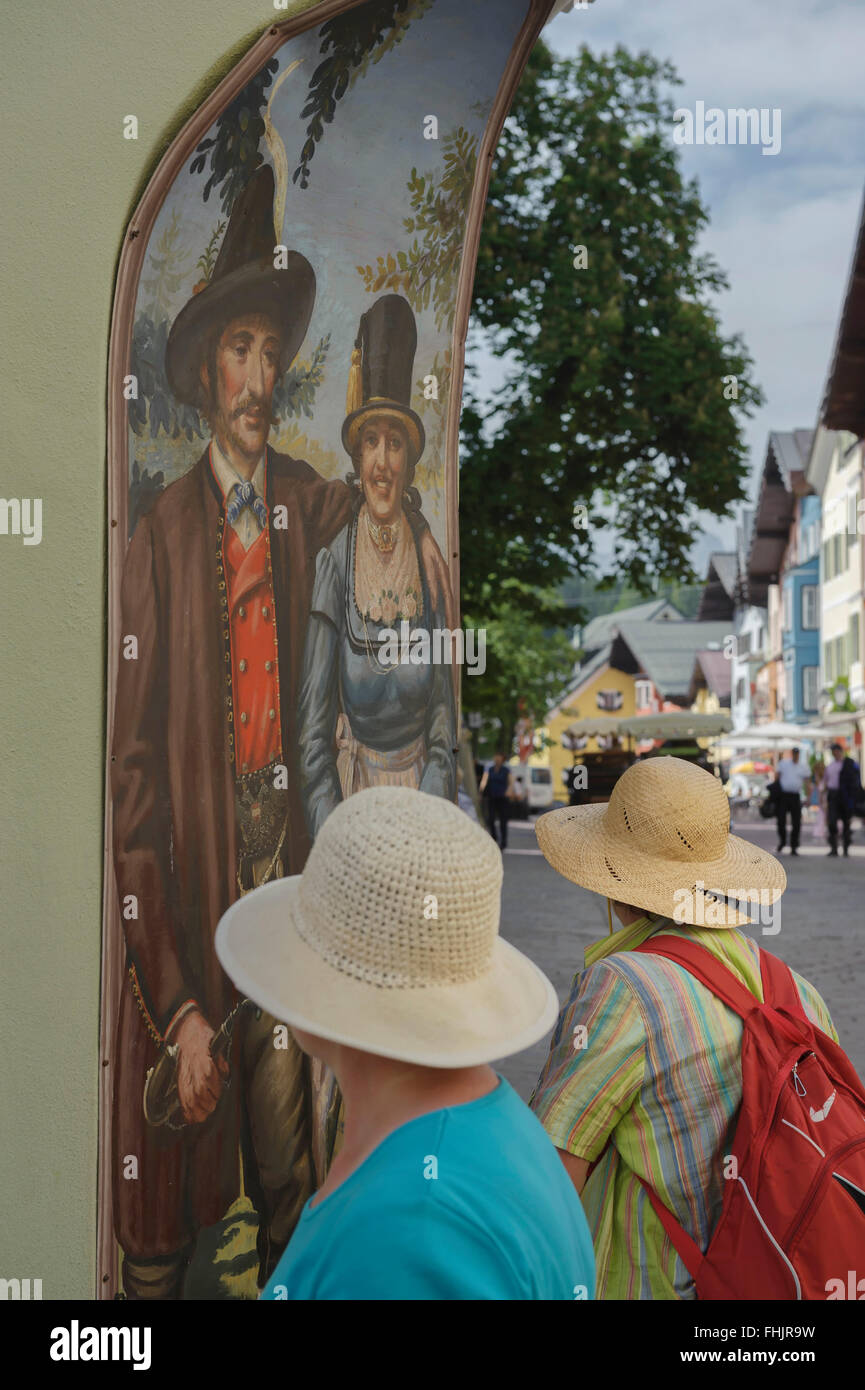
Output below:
[493,813,865,1101]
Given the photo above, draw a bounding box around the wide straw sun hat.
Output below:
[536,756,786,928]
[216,785,559,1067]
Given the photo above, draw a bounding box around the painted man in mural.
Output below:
[298,294,457,835]
[111,165,454,1297]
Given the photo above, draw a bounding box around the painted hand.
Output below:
[175,1010,230,1125]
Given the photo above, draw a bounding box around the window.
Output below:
[834,533,844,576]
[802,666,819,711]
[847,492,859,544]
[735,677,746,703]
[825,640,834,683]
[836,634,846,677]
[635,680,652,708]
[531,768,552,785]
[783,586,792,631]
[851,612,861,667]
[597,688,624,711]
[823,539,832,581]
[802,585,818,630]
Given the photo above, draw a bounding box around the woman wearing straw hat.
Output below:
[216,785,595,1300]
[529,756,839,1300]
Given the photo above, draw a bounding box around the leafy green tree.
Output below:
[461,42,763,619]
[462,581,576,755]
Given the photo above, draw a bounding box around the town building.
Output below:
[808,188,865,747]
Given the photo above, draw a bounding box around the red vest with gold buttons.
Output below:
[223,513,282,778]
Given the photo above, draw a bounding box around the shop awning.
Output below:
[737,720,840,742]
[618,712,732,739]
[562,715,624,741]
[562,711,733,743]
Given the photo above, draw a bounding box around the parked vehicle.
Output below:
[508,763,554,818]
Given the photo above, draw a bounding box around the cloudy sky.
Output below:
[538,0,865,562]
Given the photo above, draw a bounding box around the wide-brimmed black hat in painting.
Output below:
[165,164,315,406]
[342,293,426,460]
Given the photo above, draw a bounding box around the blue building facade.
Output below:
[782,493,821,721]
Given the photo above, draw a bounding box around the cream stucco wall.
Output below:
[0,0,319,1302]
[820,434,863,699]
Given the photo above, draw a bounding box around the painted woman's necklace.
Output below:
[354,505,423,629]
[365,511,400,553]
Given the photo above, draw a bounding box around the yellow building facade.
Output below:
[543,661,638,800]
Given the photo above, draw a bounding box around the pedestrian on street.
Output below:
[808,758,826,842]
[775,747,810,855]
[530,757,841,1300]
[480,751,515,850]
[825,742,861,857]
[215,786,596,1300]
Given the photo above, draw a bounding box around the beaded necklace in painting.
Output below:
[354,503,423,628]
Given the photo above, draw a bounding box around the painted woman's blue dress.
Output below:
[298,508,457,839]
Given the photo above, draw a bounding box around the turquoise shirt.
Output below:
[261,1076,595,1300]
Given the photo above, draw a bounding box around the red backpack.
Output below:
[632,937,865,1300]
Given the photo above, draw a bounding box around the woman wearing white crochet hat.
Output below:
[529,757,840,1301]
[216,784,595,1300]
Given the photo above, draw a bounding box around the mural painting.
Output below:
[102,0,553,1299]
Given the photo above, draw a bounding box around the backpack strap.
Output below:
[630,934,813,1290]
[629,934,761,1290]
[759,949,808,1021]
[635,1176,705,1285]
[632,936,761,1019]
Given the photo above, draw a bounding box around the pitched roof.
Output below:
[579,598,682,655]
[689,648,732,705]
[746,430,814,602]
[697,551,738,621]
[611,621,731,702]
[546,644,613,720]
[769,430,814,488]
[822,188,865,436]
[708,552,738,598]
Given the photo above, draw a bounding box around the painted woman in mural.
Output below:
[298,295,457,837]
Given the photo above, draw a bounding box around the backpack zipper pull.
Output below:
[792,1060,807,1097]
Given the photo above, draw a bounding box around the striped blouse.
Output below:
[529,914,838,1300]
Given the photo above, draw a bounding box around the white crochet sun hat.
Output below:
[215,785,558,1066]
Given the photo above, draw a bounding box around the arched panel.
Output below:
[101,0,555,1299]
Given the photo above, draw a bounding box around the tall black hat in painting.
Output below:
[342,293,426,460]
[165,164,315,406]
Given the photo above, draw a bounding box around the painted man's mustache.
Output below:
[232,399,267,420]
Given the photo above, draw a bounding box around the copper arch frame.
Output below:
[99,0,554,1297]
